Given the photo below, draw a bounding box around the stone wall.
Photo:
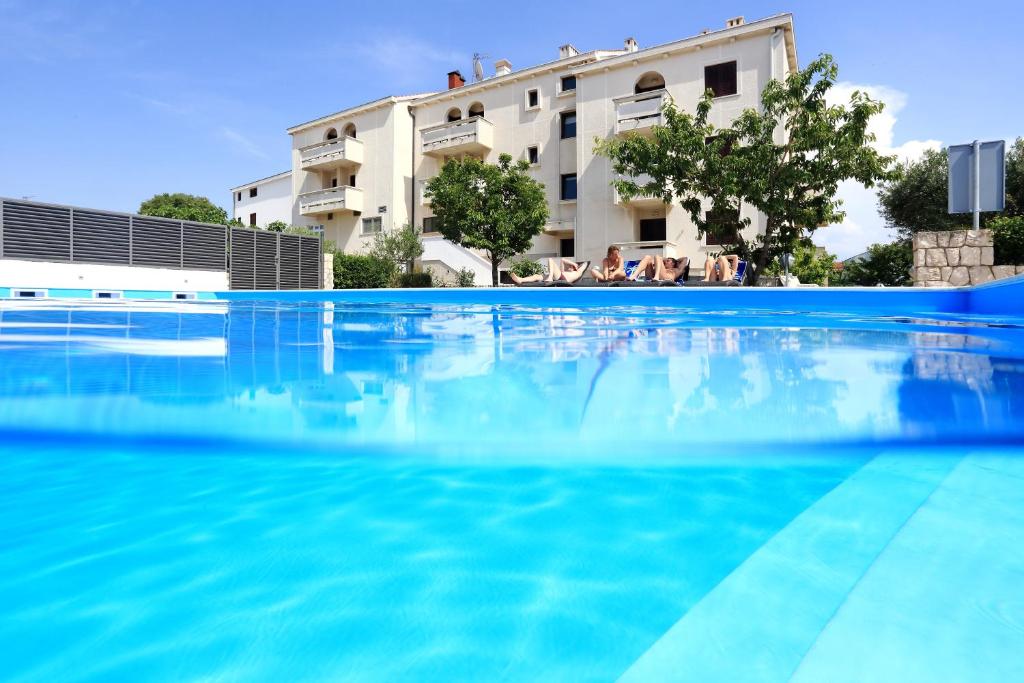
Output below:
[912,229,1024,287]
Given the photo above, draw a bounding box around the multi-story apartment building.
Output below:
[231,14,797,283]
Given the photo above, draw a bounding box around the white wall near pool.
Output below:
[0,259,227,292]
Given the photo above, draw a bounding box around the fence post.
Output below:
[69,207,75,262]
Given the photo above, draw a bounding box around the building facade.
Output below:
[230,171,292,228]
[231,14,797,283]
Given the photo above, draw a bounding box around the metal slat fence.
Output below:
[229,227,322,290]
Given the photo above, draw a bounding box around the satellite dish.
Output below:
[472,53,488,82]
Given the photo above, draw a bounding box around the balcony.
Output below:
[544,218,576,235]
[614,89,667,135]
[613,173,666,208]
[298,186,363,217]
[614,240,681,262]
[421,116,494,157]
[299,136,364,172]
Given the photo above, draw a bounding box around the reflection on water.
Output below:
[1,299,1023,451]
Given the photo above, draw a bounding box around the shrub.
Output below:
[509,256,542,278]
[991,216,1024,265]
[333,253,397,289]
[764,240,836,285]
[834,241,912,286]
[398,272,433,288]
[455,267,475,287]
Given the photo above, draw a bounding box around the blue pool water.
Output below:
[1,290,1023,681]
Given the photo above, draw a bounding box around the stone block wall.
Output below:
[912,229,1024,287]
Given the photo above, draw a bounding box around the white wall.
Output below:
[0,259,228,291]
[231,173,292,227]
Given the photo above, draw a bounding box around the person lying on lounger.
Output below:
[591,246,627,282]
[704,254,740,282]
[627,255,687,282]
[509,257,591,285]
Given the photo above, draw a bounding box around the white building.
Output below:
[231,14,797,283]
[230,171,292,228]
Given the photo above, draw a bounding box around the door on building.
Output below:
[639,218,666,241]
[559,238,575,258]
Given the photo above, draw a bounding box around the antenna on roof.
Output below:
[472,53,488,82]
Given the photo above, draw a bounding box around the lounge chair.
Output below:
[615,257,691,286]
[686,259,749,286]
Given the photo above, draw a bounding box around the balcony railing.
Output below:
[614,240,681,262]
[613,173,665,207]
[298,186,364,217]
[299,136,364,172]
[544,218,576,234]
[615,89,667,135]
[421,116,494,156]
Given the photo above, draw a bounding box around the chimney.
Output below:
[494,59,512,77]
[558,44,579,59]
[624,37,638,53]
[726,16,745,28]
[447,70,465,89]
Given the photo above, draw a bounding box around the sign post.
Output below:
[948,140,1006,225]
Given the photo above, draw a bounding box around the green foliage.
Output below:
[596,54,898,284]
[266,220,289,232]
[991,215,1024,265]
[139,193,228,224]
[425,153,549,285]
[834,241,912,286]
[333,253,396,289]
[397,272,434,288]
[366,223,424,272]
[281,226,335,254]
[764,240,837,285]
[1006,137,1024,217]
[509,255,543,278]
[455,267,475,287]
[878,149,969,237]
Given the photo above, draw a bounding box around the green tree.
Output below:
[765,240,837,285]
[139,193,228,224]
[266,220,289,232]
[991,215,1024,265]
[597,54,898,284]
[425,153,549,285]
[835,241,912,286]
[1006,137,1024,216]
[366,223,424,274]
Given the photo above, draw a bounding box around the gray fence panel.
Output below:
[131,216,183,268]
[229,228,255,289]
[0,200,71,261]
[299,236,321,289]
[183,222,227,271]
[71,209,131,264]
[278,234,302,289]
[253,231,278,290]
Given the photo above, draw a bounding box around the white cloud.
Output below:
[814,83,942,259]
[219,127,268,160]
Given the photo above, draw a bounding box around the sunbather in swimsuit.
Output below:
[509,257,590,285]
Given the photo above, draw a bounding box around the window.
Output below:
[560,238,575,258]
[422,217,439,234]
[249,187,257,198]
[705,208,741,245]
[468,102,484,118]
[361,217,382,235]
[325,127,338,140]
[342,123,356,139]
[560,173,577,201]
[634,71,666,94]
[236,191,241,202]
[327,213,334,220]
[639,218,667,241]
[446,107,462,122]
[249,213,257,226]
[526,88,539,109]
[527,145,539,165]
[331,178,338,188]
[560,110,576,139]
[349,174,356,187]
[704,61,738,98]
[560,75,576,93]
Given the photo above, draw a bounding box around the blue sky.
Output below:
[1,0,1021,257]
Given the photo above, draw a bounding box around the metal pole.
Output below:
[973,139,981,229]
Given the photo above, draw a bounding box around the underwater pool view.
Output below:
[0,297,1022,681]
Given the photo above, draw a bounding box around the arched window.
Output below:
[446,107,462,122]
[468,102,485,118]
[342,122,356,139]
[634,71,666,94]
[325,127,338,140]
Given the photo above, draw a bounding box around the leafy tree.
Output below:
[425,153,549,285]
[764,240,837,285]
[266,220,289,232]
[509,255,543,278]
[366,223,424,274]
[834,241,912,286]
[139,193,228,224]
[1006,137,1024,216]
[597,54,898,284]
[991,215,1024,265]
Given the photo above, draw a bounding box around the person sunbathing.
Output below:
[628,255,687,282]
[591,246,627,282]
[704,254,740,281]
[509,257,590,285]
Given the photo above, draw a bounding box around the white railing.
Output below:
[299,136,363,168]
[298,186,360,214]
[614,173,661,204]
[544,218,576,233]
[421,116,493,152]
[614,240,680,261]
[615,89,667,133]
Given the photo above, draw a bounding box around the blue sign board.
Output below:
[948,140,1005,215]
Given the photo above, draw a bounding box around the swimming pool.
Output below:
[1,282,1022,681]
